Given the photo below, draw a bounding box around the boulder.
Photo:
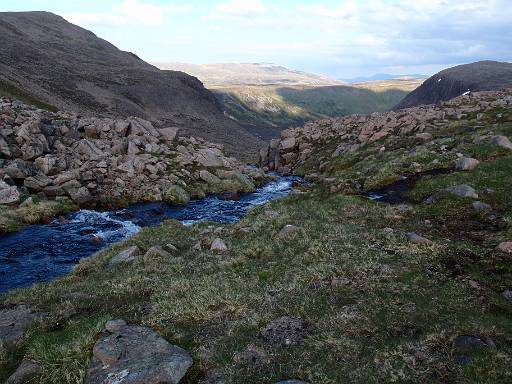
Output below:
[472,201,491,212]
[502,290,512,301]
[406,232,433,245]
[159,127,179,143]
[497,241,512,253]
[210,238,228,252]
[489,135,512,150]
[0,305,46,348]
[24,174,52,192]
[61,180,92,204]
[6,360,41,384]
[280,137,296,152]
[445,185,479,199]
[110,246,140,266]
[414,133,433,143]
[144,246,172,260]
[199,170,221,185]
[5,159,34,179]
[0,182,20,204]
[85,321,192,384]
[455,157,479,171]
[276,225,301,239]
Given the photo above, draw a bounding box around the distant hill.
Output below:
[342,73,426,83]
[0,11,262,158]
[154,63,421,139]
[152,62,343,87]
[395,61,512,109]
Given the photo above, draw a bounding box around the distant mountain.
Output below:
[152,63,343,87]
[0,11,262,158]
[342,74,426,83]
[394,61,512,109]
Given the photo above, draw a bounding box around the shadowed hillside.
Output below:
[395,61,512,109]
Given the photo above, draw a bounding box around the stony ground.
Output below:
[1,90,512,383]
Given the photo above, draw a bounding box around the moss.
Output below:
[162,185,191,205]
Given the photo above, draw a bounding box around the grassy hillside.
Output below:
[214,83,415,140]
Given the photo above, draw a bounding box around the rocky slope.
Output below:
[395,61,512,109]
[0,97,265,232]
[261,89,512,183]
[0,11,262,158]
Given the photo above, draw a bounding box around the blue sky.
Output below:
[4,0,512,78]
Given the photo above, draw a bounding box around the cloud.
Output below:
[208,0,268,19]
[64,0,192,27]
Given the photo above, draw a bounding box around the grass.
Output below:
[1,185,511,383]
[0,198,76,233]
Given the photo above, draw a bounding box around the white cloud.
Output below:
[209,0,268,18]
[64,0,192,27]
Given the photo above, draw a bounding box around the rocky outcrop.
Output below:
[0,305,46,348]
[0,98,265,210]
[260,90,512,175]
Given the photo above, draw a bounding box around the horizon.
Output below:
[3,1,512,79]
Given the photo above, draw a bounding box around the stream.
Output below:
[0,176,300,294]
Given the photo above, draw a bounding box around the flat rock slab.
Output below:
[85,321,192,384]
[0,305,46,348]
[109,246,140,266]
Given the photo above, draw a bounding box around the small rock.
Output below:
[109,246,140,266]
[489,135,512,150]
[472,201,491,212]
[276,225,301,239]
[406,232,433,245]
[415,132,433,143]
[445,185,479,199]
[502,290,512,301]
[6,360,41,384]
[144,245,172,259]
[105,319,127,333]
[210,238,228,252]
[259,316,314,346]
[455,157,480,171]
[497,241,512,253]
[468,280,480,289]
[85,322,192,384]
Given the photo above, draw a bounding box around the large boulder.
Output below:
[6,360,41,384]
[455,157,479,171]
[0,305,46,348]
[0,181,20,204]
[489,135,512,150]
[85,320,192,384]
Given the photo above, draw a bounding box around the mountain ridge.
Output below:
[0,11,262,158]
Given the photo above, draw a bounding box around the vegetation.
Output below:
[0,198,76,233]
[213,84,413,139]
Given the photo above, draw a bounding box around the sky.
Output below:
[3,0,512,78]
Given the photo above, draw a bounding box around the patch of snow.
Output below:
[438,78,442,82]
[462,90,471,96]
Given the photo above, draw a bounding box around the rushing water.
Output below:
[0,176,300,293]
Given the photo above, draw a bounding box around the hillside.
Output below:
[395,61,512,109]
[2,89,511,384]
[0,12,262,158]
